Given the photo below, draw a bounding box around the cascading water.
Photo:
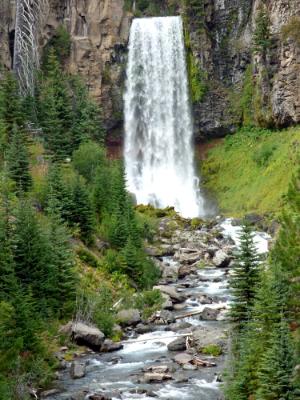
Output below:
[124,16,204,218]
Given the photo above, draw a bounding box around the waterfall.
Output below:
[124,16,203,218]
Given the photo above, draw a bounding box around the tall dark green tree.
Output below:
[256,320,296,400]
[70,177,95,244]
[39,48,73,160]
[6,124,32,193]
[229,224,260,327]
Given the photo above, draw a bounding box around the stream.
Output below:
[46,219,270,400]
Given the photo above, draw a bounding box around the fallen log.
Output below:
[192,356,216,367]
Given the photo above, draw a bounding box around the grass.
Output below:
[200,126,300,217]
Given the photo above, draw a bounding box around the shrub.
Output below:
[201,344,222,357]
[281,16,300,46]
[134,289,163,318]
[253,143,277,166]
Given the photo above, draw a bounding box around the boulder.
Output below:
[173,353,193,365]
[116,309,141,327]
[161,293,173,310]
[153,285,185,303]
[143,372,172,383]
[199,307,222,321]
[178,264,192,278]
[70,362,86,379]
[169,321,192,332]
[167,336,187,351]
[87,393,112,400]
[61,322,105,350]
[212,250,231,268]
[40,389,61,398]
[101,339,123,352]
[136,323,152,334]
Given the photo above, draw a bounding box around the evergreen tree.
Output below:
[70,78,105,146]
[256,320,296,400]
[39,49,73,160]
[230,224,260,327]
[12,200,51,310]
[93,164,113,216]
[6,124,32,193]
[70,177,95,244]
[45,197,77,316]
[272,167,300,320]
[0,72,25,134]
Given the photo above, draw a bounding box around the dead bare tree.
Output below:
[13,0,48,96]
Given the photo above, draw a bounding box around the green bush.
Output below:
[201,344,222,357]
[134,289,163,318]
[252,143,277,166]
[281,16,300,46]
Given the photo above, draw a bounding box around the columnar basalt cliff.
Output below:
[0,0,299,139]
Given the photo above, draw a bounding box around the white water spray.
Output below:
[124,16,203,218]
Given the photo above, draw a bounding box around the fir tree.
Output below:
[70,177,95,244]
[6,124,32,193]
[39,49,73,160]
[272,167,300,320]
[45,196,77,316]
[12,199,51,309]
[230,224,260,327]
[256,320,296,400]
[0,72,25,134]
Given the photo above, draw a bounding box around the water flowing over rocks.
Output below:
[45,216,271,400]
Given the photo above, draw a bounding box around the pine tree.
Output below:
[230,224,260,327]
[12,200,51,310]
[39,49,73,160]
[272,167,300,320]
[6,124,32,193]
[0,72,25,135]
[45,197,77,316]
[70,177,95,244]
[256,320,296,400]
[122,238,142,283]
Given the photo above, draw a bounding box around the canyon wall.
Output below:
[0,0,299,140]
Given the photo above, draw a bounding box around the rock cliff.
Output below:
[0,0,299,140]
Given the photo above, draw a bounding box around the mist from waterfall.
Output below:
[124,16,203,218]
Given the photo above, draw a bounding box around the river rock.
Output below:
[70,361,86,379]
[169,321,192,332]
[40,389,61,398]
[178,264,192,278]
[161,293,173,310]
[143,372,172,383]
[212,250,231,268]
[200,307,222,320]
[87,393,112,400]
[136,323,152,334]
[62,322,105,350]
[101,339,123,352]
[116,309,141,327]
[167,336,187,351]
[153,285,185,303]
[174,353,193,365]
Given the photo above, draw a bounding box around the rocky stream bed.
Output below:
[44,217,271,400]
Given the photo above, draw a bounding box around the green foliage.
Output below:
[201,344,222,357]
[6,125,32,193]
[229,224,260,328]
[73,141,106,183]
[253,7,271,54]
[281,16,300,46]
[252,142,277,166]
[201,126,300,216]
[42,25,71,66]
[134,289,163,318]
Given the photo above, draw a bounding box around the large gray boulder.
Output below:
[72,322,105,349]
[212,250,231,268]
[199,307,222,321]
[70,361,86,379]
[116,309,141,327]
[167,336,187,351]
[153,285,185,303]
[173,353,193,365]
